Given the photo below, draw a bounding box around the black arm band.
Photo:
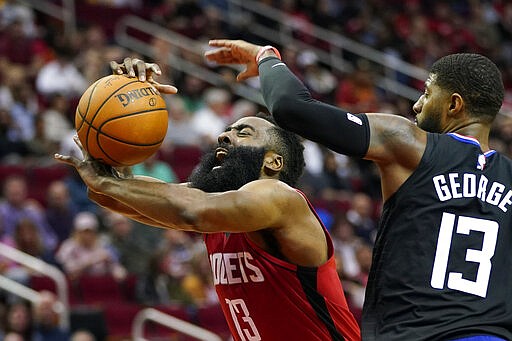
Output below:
[258,57,370,158]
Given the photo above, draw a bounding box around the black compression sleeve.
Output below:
[258,57,370,158]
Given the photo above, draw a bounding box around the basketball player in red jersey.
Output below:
[55,102,361,339]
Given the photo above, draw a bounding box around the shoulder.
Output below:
[239,179,310,213]
[366,113,427,166]
[366,113,424,142]
[239,179,300,197]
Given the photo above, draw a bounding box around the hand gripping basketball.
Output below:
[74,74,169,166]
[110,57,178,95]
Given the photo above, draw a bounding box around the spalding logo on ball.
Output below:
[75,75,169,166]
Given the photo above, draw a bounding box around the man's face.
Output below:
[189,117,273,192]
[413,74,450,133]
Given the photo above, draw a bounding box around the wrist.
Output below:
[256,45,282,63]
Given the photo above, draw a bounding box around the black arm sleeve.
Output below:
[258,57,370,158]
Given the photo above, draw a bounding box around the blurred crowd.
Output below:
[0,0,512,339]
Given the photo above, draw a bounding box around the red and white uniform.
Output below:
[204,192,361,341]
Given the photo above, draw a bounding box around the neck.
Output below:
[447,122,491,151]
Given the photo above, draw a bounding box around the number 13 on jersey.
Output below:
[225,298,261,341]
[431,212,498,298]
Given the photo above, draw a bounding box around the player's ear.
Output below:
[262,152,283,177]
[448,92,464,117]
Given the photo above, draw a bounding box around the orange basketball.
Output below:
[75,74,168,166]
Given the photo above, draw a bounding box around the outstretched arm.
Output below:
[206,40,370,157]
[206,40,426,166]
[54,137,302,233]
[87,183,174,228]
[206,39,428,199]
[258,57,370,157]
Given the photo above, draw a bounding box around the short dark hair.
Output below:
[256,112,305,187]
[430,53,504,121]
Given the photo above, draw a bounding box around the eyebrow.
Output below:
[224,123,256,133]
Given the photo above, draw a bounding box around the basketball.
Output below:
[75,74,168,166]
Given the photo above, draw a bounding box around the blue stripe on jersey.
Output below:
[448,133,496,158]
[450,336,507,341]
[484,150,497,157]
[448,133,481,147]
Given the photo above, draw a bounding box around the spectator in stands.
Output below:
[2,301,32,340]
[297,49,338,102]
[0,0,36,38]
[88,0,142,9]
[340,242,372,324]
[154,229,204,305]
[55,212,127,281]
[229,98,259,121]
[346,192,377,244]
[3,332,24,341]
[180,243,217,307]
[316,150,353,201]
[59,136,100,214]
[25,114,58,160]
[45,180,78,243]
[63,168,100,215]
[179,74,206,113]
[31,291,69,341]
[40,93,73,147]
[75,24,110,85]
[70,329,96,341]
[99,208,164,303]
[0,175,58,251]
[468,1,502,54]
[0,19,36,65]
[162,95,201,149]
[35,40,88,100]
[102,211,158,277]
[9,76,38,143]
[191,87,231,147]
[330,214,365,282]
[0,107,28,160]
[132,154,177,183]
[0,63,25,113]
[280,46,304,80]
[335,59,380,114]
[0,217,59,289]
[148,34,175,86]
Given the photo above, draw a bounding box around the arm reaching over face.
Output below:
[206,39,370,157]
[258,57,370,157]
[206,39,427,199]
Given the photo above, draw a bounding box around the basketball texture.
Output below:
[75,75,168,166]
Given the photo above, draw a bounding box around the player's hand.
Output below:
[110,57,178,95]
[114,166,134,179]
[54,135,117,192]
[205,39,263,81]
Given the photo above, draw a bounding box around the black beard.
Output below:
[188,146,266,192]
[417,112,443,133]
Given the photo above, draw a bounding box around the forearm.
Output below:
[259,57,370,157]
[87,190,170,228]
[97,177,204,231]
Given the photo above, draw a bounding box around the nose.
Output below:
[413,97,423,114]
[217,131,231,145]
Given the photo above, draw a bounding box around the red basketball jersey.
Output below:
[203,193,361,341]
